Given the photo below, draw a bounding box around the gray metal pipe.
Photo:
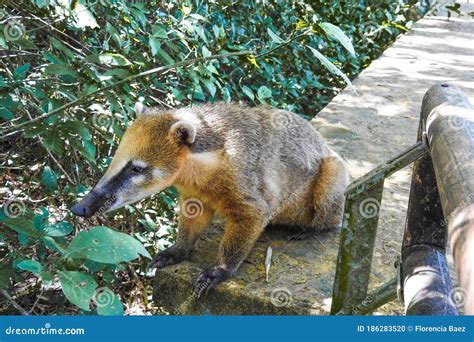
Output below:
[421,83,473,314]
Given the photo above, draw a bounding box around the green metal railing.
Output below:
[330,83,474,315]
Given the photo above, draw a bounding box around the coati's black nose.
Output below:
[70,203,93,217]
[70,191,101,218]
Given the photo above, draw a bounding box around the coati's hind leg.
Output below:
[310,156,349,231]
[150,197,214,269]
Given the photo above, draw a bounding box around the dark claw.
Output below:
[148,245,189,269]
[192,265,230,298]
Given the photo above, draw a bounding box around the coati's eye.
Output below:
[131,165,145,174]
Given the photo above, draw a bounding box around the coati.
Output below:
[71,102,349,294]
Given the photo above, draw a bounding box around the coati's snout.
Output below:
[70,104,197,218]
[70,188,110,218]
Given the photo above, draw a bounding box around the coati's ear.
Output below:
[170,120,196,145]
[135,102,146,116]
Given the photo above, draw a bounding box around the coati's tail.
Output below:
[311,156,349,231]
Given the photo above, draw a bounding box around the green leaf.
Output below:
[44,221,73,237]
[41,130,65,156]
[41,166,58,192]
[34,0,51,8]
[39,271,54,288]
[88,53,132,66]
[320,22,356,56]
[16,260,43,274]
[58,271,98,310]
[82,139,96,162]
[201,78,216,97]
[33,207,48,231]
[307,45,354,91]
[202,45,211,58]
[42,236,66,253]
[152,25,168,39]
[15,64,30,79]
[0,265,12,289]
[44,64,79,77]
[149,37,160,56]
[2,217,41,237]
[94,287,124,315]
[65,226,151,263]
[156,48,175,65]
[257,86,272,100]
[241,85,254,101]
[0,107,13,120]
[267,28,284,44]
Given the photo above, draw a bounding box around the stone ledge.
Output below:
[153,224,338,315]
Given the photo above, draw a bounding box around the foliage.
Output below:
[0,0,430,314]
[0,207,149,314]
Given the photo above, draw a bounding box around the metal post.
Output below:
[400,103,458,314]
[330,183,384,314]
[331,141,427,315]
[422,83,474,314]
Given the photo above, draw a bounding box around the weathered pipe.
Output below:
[402,83,473,315]
[423,84,474,315]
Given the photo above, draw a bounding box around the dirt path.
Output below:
[311,0,474,314]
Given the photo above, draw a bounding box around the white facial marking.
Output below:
[131,175,146,184]
[132,160,147,168]
[153,168,167,179]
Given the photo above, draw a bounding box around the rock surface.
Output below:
[153,1,474,315]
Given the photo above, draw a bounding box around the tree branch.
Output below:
[0,32,308,140]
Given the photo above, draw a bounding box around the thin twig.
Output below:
[1,289,30,315]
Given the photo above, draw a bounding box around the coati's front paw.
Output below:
[149,245,190,269]
[192,265,231,297]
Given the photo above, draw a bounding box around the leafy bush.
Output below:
[0,0,430,314]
